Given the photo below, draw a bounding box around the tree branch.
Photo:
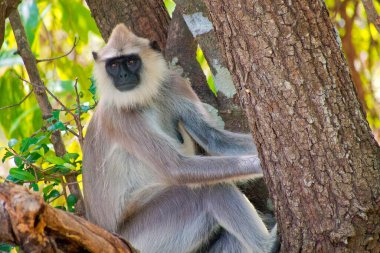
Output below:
[8,9,85,216]
[362,0,380,33]
[36,37,79,63]
[0,182,136,253]
[0,88,33,110]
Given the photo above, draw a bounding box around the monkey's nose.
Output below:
[120,73,128,78]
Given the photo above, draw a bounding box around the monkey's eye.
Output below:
[127,59,136,66]
[111,62,119,69]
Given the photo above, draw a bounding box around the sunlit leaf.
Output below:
[2,150,13,162]
[63,152,79,162]
[44,153,66,165]
[9,168,35,181]
[20,137,39,152]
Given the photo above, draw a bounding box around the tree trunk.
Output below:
[85,0,170,50]
[203,0,380,252]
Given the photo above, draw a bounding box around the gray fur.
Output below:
[83,24,278,253]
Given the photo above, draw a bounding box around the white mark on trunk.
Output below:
[212,59,236,98]
[183,12,213,37]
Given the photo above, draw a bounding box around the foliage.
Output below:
[0,0,100,217]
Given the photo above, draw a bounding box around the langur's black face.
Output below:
[105,54,142,91]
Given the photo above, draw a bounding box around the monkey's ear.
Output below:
[149,41,161,52]
[92,51,98,60]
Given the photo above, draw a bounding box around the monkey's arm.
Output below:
[179,100,258,156]
[104,112,262,185]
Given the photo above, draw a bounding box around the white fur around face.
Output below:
[94,53,168,109]
[93,24,168,109]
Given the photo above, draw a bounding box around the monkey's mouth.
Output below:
[115,82,139,91]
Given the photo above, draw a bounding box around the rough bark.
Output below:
[85,0,170,51]
[0,182,136,253]
[203,0,380,252]
[9,10,85,216]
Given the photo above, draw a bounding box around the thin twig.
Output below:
[36,37,79,63]
[14,74,77,119]
[66,127,80,137]
[14,74,85,144]
[0,88,34,110]
[73,78,84,147]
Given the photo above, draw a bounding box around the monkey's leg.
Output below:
[204,184,277,253]
[208,230,250,253]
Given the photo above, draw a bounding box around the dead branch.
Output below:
[73,78,85,146]
[0,182,137,253]
[8,9,85,216]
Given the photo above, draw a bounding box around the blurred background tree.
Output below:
[326,0,380,138]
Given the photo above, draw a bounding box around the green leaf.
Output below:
[36,147,45,156]
[0,243,13,252]
[55,206,66,211]
[14,156,23,167]
[26,152,41,163]
[0,70,41,139]
[63,163,75,169]
[2,150,13,162]
[42,183,56,195]
[78,104,90,113]
[5,175,21,184]
[47,121,66,131]
[89,77,96,95]
[63,152,79,162]
[36,135,48,144]
[45,189,60,201]
[45,153,66,165]
[30,183,39,191]
[48,110,60,123]
[9,168,35,181]
[56,165,71,174]
[20,137,38,152]
[41,144,49,154]
[67,194,77,212]
[8,139,18,148]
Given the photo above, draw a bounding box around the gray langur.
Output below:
[83,23,279,253]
